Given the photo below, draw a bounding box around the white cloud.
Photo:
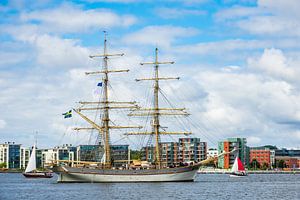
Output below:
[215,5,265,22]
[0,120,6,129]
[248,48,295,80]
[1,24,39,43]
[0,33,99,147]
[292,131,300,140]
[34,35,92,69]
[170,39,270,64]
[166,0,208,5]
[87,0,138,2]
[237,16,300,36]
[5,0,54,10]
[169,38,300,67]
[175,39,266,55]
[0,28,94,69]
[258,0,300,18]
[123,25,199,47]
[215,0,300,37]
[2,0,300,149]
[19,3,137,33]
[198,69,300,124]
[170,47,300,147]
[222,65,241,72]
[0,51,28,68]
[247,136,262,145]
[156,7,206,19]
[0,31,145,147]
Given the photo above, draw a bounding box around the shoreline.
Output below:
[1,169,299,174]
[0,170,23,173]
[198,169,300,174]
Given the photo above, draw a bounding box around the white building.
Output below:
[0,142,29,169]
[42,144,75,168]
[207,148,218,158]
[270,149,275,168]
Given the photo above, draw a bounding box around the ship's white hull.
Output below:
[55,165,199,183]
[58,169,197,183]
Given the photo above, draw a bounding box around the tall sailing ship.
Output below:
[53,33,201,182]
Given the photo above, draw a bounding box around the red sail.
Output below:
[237,157,245,171]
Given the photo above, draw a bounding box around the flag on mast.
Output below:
[62,110,72,118]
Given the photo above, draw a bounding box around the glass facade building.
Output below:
[142,137,207,167]
[8,145,21,168]
[0,142,27,169]
[77,145,102,162]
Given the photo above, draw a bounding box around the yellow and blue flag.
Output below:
[62,110,72,118]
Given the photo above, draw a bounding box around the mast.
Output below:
[102,31,111,167]
[73,32,141,168]
[153,48,161,168]
[102,32,110,167]
[127,48,191,169]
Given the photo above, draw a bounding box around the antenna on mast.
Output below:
[103,30,107,40]
[35,131,38,147]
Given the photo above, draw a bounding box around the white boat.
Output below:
[23,144,53,178]
[54,164,200,183]
[229,156,247,177]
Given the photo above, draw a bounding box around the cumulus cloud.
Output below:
[87,0,138,2]
[215,5,264,22]
[258,0,300,18]
[215,0,300,36]
[0,120,6,129]
[166,0,208,5]
[292,130,300,140]
[0,34,98,147]
[237,16,300,36]
[174,39,267,55]
[0,51,28,68]
[19,3,137,33]
[247,136,262,145]
[123,25,199,47]
[248,48,295,80]
[156,7,206,19]
[2,0,300,149]
[0,32,144,147]
[170,46,300,147]
[34,35,92,69]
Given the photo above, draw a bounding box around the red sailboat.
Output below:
[230,156,247,177]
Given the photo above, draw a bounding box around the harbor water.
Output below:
[0,173,299,200]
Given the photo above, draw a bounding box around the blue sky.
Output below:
[1,0,300,149]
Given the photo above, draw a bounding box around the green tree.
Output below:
[130,150,142,160]
[276,160,286,169]
[0,162,7,168]
[250,159,260,170]
[261,162,269,170]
